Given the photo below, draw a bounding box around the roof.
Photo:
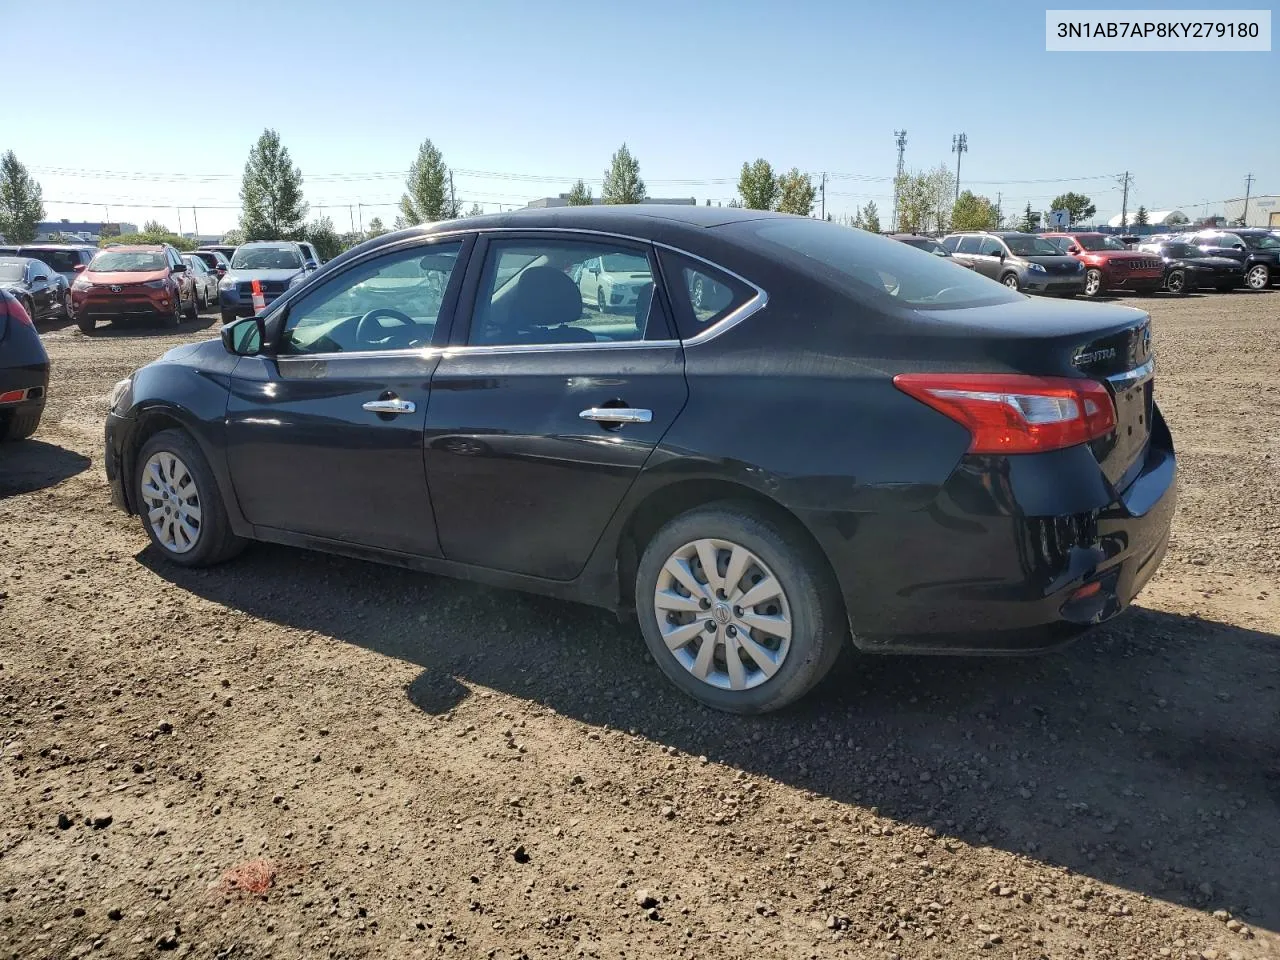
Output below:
[415,203,791,237]
[101,244,166,252]
[10,242,96,250]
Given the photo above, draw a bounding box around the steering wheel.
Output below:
[355,308,419,348]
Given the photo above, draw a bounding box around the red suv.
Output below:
[1042,232,1164,297]
[71,245,197,333]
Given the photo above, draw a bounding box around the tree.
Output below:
[0,151,45,244]
[1167,211,1189,226]
[1019,203,1040,232]
[399,138,457,225]
[366,217,387,238]
[951,190,999,232]
[1133,206,1149,226]
[566,179,593,206]
[143,219,170,234]
[100,231,197,251]
[737,159,778,211]
[776,168,816,216]
[601,143,646,204]
[222,229,245,246]
[466,202,483,218]
[302,216,342,262]
[239,129,308,240]
[1049,192,1096,227]
[862,201,881,233]
[851,205,866,229]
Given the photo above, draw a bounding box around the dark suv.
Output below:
[941,231,1087,296]
[1184,229,1280,290]
[0,244,95,288]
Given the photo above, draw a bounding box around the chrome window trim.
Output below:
[266,227,769,361]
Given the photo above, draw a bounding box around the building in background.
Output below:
[1223,195,1279,228]
[525,196,696,209]
[35,220,139,242]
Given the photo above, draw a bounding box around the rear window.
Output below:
[726,219,1020,310]
[0,260,26,282]
[89,251,166,272]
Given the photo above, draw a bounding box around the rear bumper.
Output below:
[806,406,1176,653]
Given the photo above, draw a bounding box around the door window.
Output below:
[940,236,960,252]
[280,241,462,355]
[469,239,659,346]
[956,236,982,254]
[978,237,1004,257]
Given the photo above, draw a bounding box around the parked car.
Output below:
[886,233,976,267]
[941,231,1087,295]
[0,257,72,321]
[187,249,231,278]
[181,255,219,310]
[1040,232,1165,297]
[198,244,239,262]
[71,245,197,332]
[0,244,95,290]
[1184,229,1280,289]
[1135,240,1245,293]
[104,207,1175,713]
[296,241,322,267]
[217,241,318,324]
[571,251,652,312]
[0,288,50,442]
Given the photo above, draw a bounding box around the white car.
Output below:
[574,253,651,312]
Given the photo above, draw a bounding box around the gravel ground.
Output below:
[2,294,1277,960]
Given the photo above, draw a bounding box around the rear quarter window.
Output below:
[657,250,756,340]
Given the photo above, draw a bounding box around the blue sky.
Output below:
[8,0,1275,234]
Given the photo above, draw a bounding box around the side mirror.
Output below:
[997,250,1006,260]
[221,317,265,356]
[74,263,86,272]
[33,274,48,283]
[304,259,318,270]
[590,264,600,275]
[172,263,187,273]
[1067,245,1082,254]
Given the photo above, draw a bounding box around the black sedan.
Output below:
[0,257,72,321]
[103,207,1176,713]
[1,289,50,442]
[1136,241,1244,293]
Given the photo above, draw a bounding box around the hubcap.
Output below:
[1003,275,1018,289]
[692,278,705,309]
[1085,271,1101,295]
[653,538,792,692]
[1247,265,1268,289]
[140,451,202,553]
[1168,272,1183,292]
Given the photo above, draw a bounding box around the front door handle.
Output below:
[579,407,652,424]
[362,398,416,415]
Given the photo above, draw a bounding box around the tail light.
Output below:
[893,373,1116,454]
[3,295,34,328]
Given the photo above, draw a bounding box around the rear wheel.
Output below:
[1245,263,1270,290]
[635,501,846,714]
[1166,269,1188,295]
[134,428,245,567]
[19,296,35,321]
[184,285,198,319]
[0,408,42,442]
[1083,268,1104,297]
[60,290,73,317]
[1001,273,1020,290]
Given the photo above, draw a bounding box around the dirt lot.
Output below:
[2,293,1278,960]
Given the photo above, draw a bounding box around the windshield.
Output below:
[1004,235,1063,256]
[727,219,1021,309]
[0,260,26,282]
[1075,235,1127,252]
[89,251,166,272]
[1164,243,1199,258]
[1241,234,1280,250]
[903,237,950,256]
[231,246,302,270]
[601,253,649,273]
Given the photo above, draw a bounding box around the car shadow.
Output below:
[79,312,218,338]
[141,543,1280,930]
[0,440,92,497]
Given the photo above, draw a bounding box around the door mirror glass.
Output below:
[1067,244,1081,254]
[221,317,264,356]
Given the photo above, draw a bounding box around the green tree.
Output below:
[601,143,646,204]
[302,216,342,261]
[465,202,483,218]
[776,169,816,216]
[951,190,999,231]
[399,138,456,225]
[1049,191,1096,227]
[222,229,245,246]
[239,129,308,240]
[737,159,778,211]
[1019,202,1040,232]
[365,217,387,238]
[851,205,866,229]
[100,231,197,251]
[862,200,881,233]
[0,151,45,244]
[142,219,169,234]
[566,179,593,206]
[1133,205,1150,226]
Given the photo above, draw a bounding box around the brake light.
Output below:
[4,295,33,328]
[893,373,1116,454]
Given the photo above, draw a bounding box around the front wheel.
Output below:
[134,429,245,567]
[1166,269,1188,296]
[1245,264,1270,290]
[1083,268,1103,297]
[1001,273,1020,290]
[635,502,846,714]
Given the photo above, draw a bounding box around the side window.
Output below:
[280,241,462,355]
[940,236,960,252]
[978,237,1004,257]
[657,250,754,340]
[956,236,981,254]
[469,239,658,346]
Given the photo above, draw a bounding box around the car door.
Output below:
[423,232,688,580]
[224,234,472,555]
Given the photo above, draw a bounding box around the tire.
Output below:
[196,286,207,310]
[220,309,238,326]
[1244,263,1270,290]
[77,313,96,334]
[1166,269,1188,296]
[0,408,42,442]
[60,290,73,317]
[635,501,846,714]
[19,297,34,321]
[1001,273,1020,290]
[184,286,198,320]
[596,287,606,312]
[1083,268,1103,297]
[134,428,246,567]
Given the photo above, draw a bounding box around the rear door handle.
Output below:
[362,398,416,415]
[579,407,652,424]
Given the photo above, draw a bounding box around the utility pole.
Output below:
[996,191,1003,229]
[951,133,968,202]
[177,208,184,236]
[1118,171,1132,229]
[892,130,907,231]
[192,207,199,237]
[819,172,827,220]
[349,204,355,234]
[1242,173,1255,226]
[449,172,457,217]
[357,203,364,234]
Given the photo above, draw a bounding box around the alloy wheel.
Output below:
[1003,274,1019,289]
[1166,270,1185,294]
[692,276,706,310]
[1084,269,1102,296]
[140,451,202,554]
[1245,264,1269,290]
[653,538,792,692]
